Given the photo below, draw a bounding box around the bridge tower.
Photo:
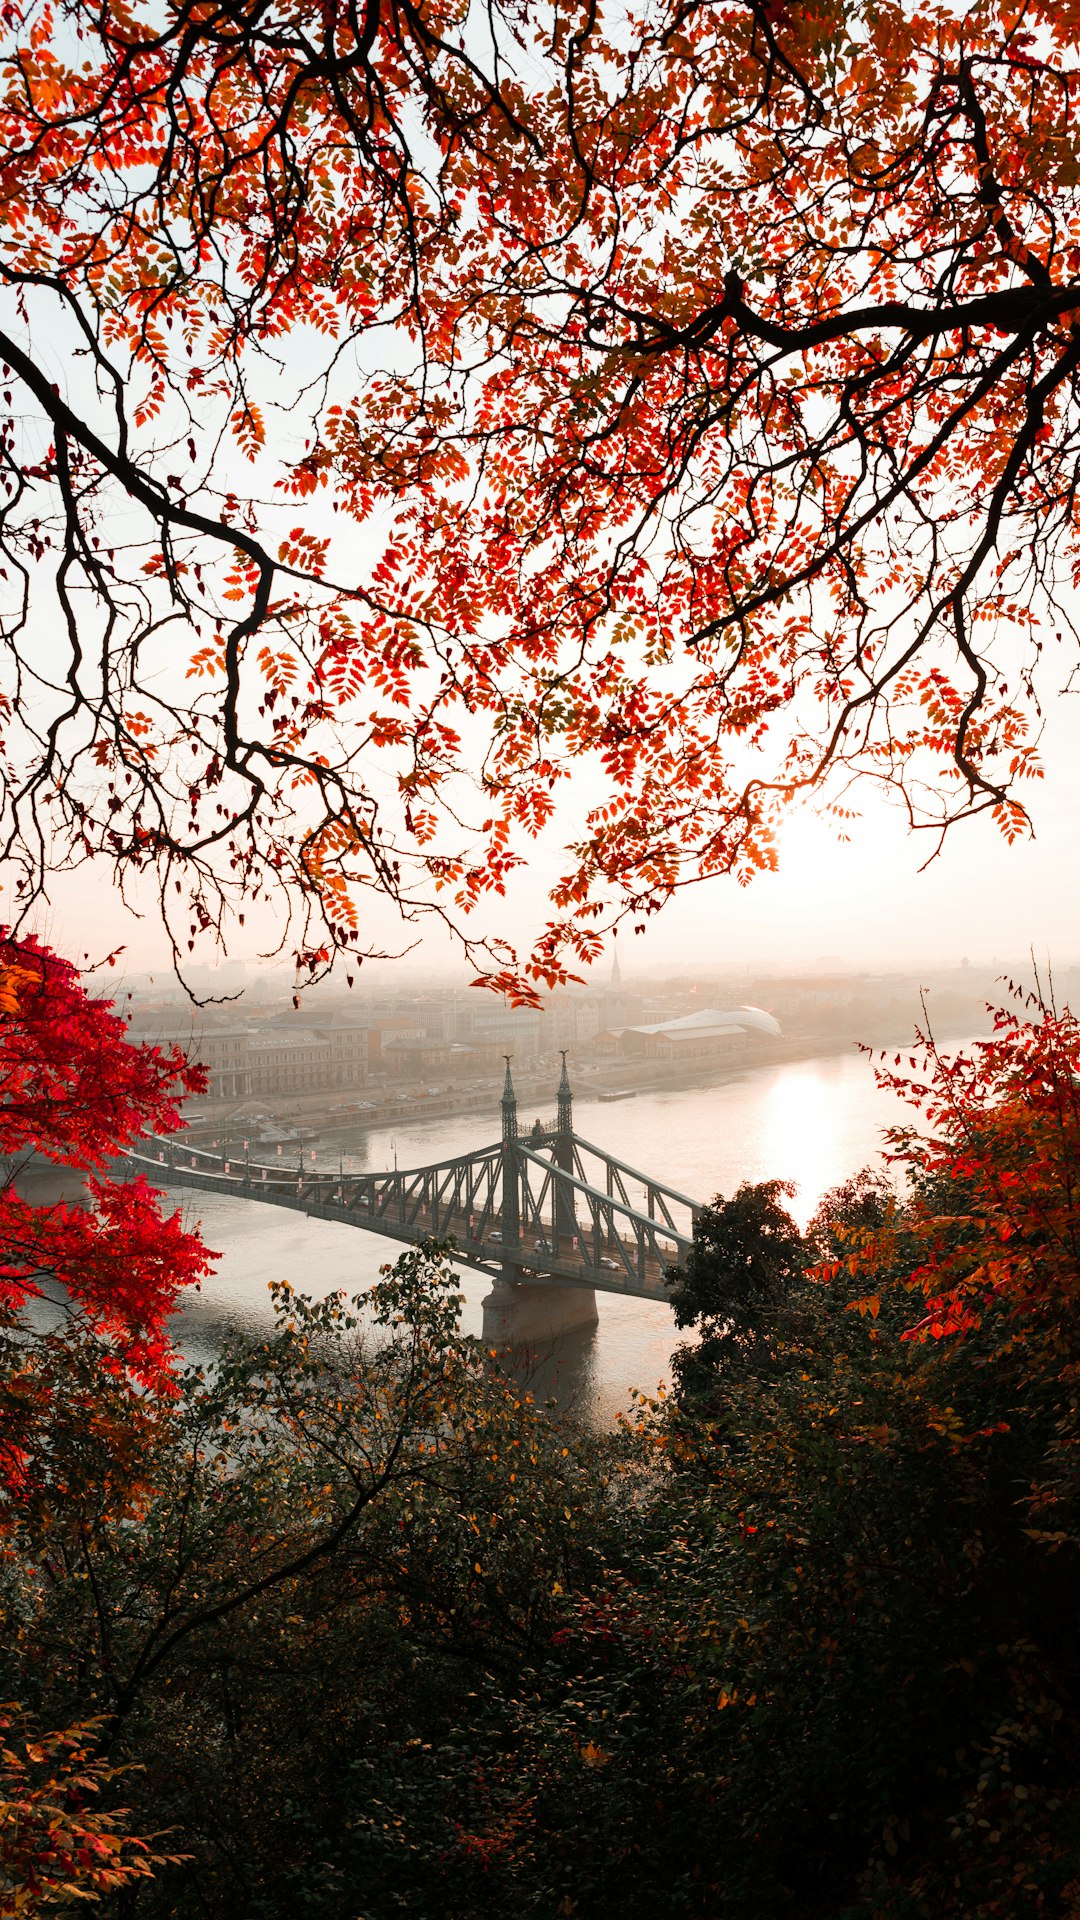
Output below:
[553,1051,575,1255]
[500,1056,520,1251]
[557,1049,573,1133]
[481,1050,598,1346]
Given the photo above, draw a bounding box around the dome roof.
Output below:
[729,1004,782,1037]
[628,1005,782,1040]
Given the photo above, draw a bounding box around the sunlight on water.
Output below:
[759,1068,842,1222]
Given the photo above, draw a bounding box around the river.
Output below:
[173,1033,984,1425]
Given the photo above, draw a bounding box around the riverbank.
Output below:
[187,1009,988,1149]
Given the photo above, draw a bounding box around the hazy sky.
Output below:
[22,675,1080,987]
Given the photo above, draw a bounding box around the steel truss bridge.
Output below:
[127,1060,701,1305]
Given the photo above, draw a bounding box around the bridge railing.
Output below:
[516,1146,691,1283]
[125,1126,698,1303]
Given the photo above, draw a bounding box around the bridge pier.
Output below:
[481,1276,599,1346]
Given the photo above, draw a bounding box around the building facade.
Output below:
[194,1019,377,1101]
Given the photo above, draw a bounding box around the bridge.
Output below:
[128,1058,702,1341]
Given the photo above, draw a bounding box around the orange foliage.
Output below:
[0,3,1078,994]
[856,987,1080,1347]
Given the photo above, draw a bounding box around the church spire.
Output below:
[610,942,623,992]
[501,1055,518,1141]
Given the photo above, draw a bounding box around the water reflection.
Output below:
[753,1063,875,1225]
[498,1324,601,1420]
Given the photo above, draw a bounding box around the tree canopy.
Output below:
[0,932,208,1411]
[2,0,1079,991]
[665,1176,808,1396]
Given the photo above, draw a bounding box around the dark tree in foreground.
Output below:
[666,1178,808,1398]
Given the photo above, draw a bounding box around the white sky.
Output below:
[20,677,1079,985]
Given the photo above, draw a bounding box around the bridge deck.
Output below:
[128,1144,688,1305]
